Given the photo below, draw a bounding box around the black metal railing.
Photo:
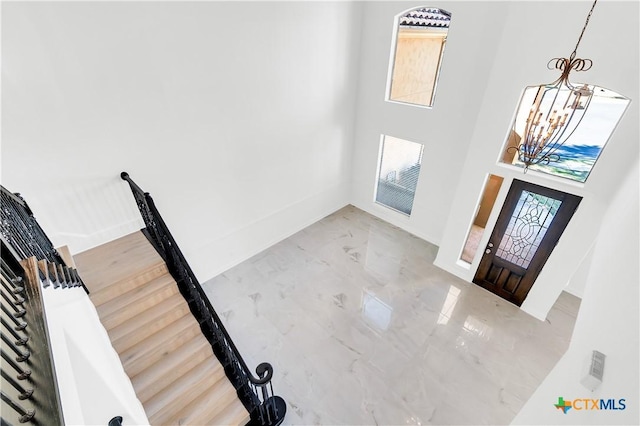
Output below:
[120,172,286,425]
[1,185,126,425]
[1,241,64,425]
[0,186,88,294]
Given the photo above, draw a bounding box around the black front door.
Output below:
[473,179,582,306]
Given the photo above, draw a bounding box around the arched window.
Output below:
[386,7,451,108]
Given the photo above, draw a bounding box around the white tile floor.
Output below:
[202,205,580,425]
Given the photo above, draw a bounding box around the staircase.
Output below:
[74,231,250,425]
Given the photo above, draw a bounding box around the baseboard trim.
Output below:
[54,218,143,255]
[350,200,441,247]
[187,186,350,283]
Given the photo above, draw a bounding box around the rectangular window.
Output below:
[375,135,424,216]
[460,174,504,264]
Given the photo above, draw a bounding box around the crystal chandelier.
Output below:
[508,0,599,172]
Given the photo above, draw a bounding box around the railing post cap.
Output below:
[120,172,129,180]
[108,416,123,426]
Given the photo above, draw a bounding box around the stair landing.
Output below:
[74,231,250,425]
[74,231,167,294]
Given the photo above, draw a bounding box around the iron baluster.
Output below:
[1,185,89,294]
[1,269,25,294]
[1,280,25,306]
[1,224,65,425]
[1,304,27,331]
[1,348,31,380]
[1,333,30,362]
[1,369,34,400]
[0,390,36,423]
[1,317,29,346]
[1,291,26,318]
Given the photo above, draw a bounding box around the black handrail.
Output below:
[120,172,286,425]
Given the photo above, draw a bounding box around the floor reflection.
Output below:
[202,205,580,425]
[462,315,493,341]
[362,290,393,331]
[437,285,461,325]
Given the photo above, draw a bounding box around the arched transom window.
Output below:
[387,7,451,108]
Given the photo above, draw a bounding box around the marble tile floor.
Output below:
[202,205,580,425]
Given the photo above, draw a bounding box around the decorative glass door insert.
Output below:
[494,190,562,268]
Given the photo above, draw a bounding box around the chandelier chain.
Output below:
[570,0,598,60]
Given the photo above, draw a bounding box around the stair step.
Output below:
[74,229,250,425]
[145,357,226,425]
[132,335,213,404]
[209,394,251,426]
[97,271,176,318]
[167,377,246,426]
[110,294,191,353]
[87,261,169,307]
[120,314,202,378]
[75,231,168,296]
[100,274,179,331]
[56,245,76,268]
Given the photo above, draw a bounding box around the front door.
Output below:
[473,179,581,306]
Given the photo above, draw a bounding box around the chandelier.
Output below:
[508,0,599,172]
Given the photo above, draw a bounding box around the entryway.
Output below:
[473,179,581,306]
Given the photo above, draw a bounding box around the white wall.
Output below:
[1,1,362,281]
[563,243,594,299]
[350,1,509,245]
[431,1,639,320]
[512,158,639,426]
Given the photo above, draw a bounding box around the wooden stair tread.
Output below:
[121,314,203,377]
[86,256,169,305]
[188,380,246,426]
[111,294,191,353]
[75,229,252,426]
[75,231,166,293]
[145,357,226,424]
[97,272,176,319]
[167,378,247,426]
[209,395,251,426]
[101,274,179,330]
[87,260,169,307]
[132,334,213,403]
